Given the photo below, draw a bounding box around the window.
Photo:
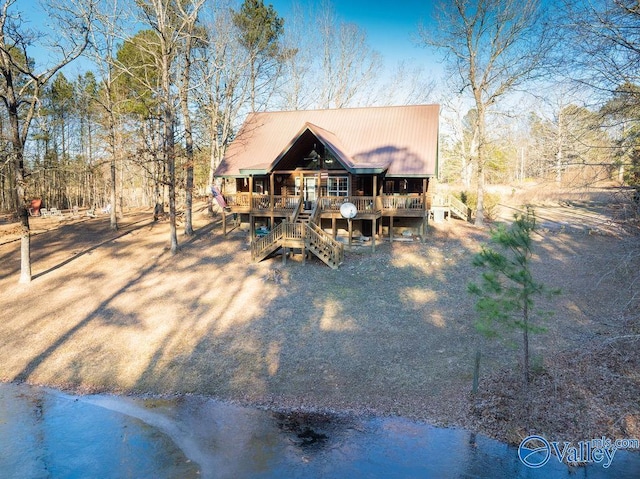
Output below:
[327,176,349,196]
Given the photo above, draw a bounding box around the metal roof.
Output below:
[215,104,439,177]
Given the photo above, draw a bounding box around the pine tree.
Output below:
[468,209,560,385]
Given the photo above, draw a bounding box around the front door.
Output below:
[295,176,317,207]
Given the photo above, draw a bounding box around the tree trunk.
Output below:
[180,37,195,236]
[11,109,31,283]
[110,157,117,230]
[474,108,486,227]
[162,54,178,254]
[16,185,31,284]
[523,293,530,385]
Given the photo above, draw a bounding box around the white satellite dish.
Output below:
[340,202,357,219]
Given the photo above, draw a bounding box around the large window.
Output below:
[327,176,349,196]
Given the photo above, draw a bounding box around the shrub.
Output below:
[456,190,502,221]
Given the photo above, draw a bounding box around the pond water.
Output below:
[0,382,638,478]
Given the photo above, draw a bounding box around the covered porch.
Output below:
[220,171,432,245]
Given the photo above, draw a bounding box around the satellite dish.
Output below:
[340,202,357,219]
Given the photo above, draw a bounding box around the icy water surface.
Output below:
[0,382,638,478]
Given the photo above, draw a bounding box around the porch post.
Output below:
[372,175,377,252]
[269,174,275,229]
[249,176,254,211]
[389,215,394,242]
[422,178,428,243]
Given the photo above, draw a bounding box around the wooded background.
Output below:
[1,0,639,281]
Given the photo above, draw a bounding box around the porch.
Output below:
[221,192,433,244]
[223,189,431,217]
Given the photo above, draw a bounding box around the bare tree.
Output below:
[371,60,437,107]
[420,0,556,226]
[176,0,206,236]
[135,0,206,253]
[0,0,93,283]
[88,0,129,231]
[196,2,251,214]
[564,0,640,101]
[317,2,381,109]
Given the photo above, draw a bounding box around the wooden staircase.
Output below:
[252,223,286,263]
[296,211,311,224]
[448,195,472,221]
[304,222,344,269]
[251,219,344,269]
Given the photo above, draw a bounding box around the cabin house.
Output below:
[214,104,456,268]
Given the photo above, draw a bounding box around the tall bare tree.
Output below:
[89,0,128,231]
[196,3,251,213]
[564,0,640,101]
[420,0,556,225]
[136,0,205,253]
[176,0,206,236]
[317,2,381,109]
[0,0,92,283]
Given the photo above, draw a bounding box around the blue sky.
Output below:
[18,0,439,80]
[269,0,438,70]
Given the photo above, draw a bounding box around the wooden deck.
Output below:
[223,193,430,219]
[222,193,470,266]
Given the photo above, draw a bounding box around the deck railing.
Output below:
[283,221,305,240]
[317,196,381,214]
[226,193,425,214]
[252,194,270,209]
[380,195,424,210]
[274,195,299,211]
[224,192,251,208]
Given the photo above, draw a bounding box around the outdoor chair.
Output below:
[40,208,49,218]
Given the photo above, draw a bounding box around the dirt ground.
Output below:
[0,191,638,446]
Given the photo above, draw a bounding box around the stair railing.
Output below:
[305,222,344,269]
[448,195,472,222]
[289,197,304,223]
[251,222,285,260]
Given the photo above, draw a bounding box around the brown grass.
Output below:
[0,197,637,445]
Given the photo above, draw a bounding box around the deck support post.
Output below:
[422,178,429,243]
[389,215,394,242]
[222,210,227,235]
[372,219,376,252]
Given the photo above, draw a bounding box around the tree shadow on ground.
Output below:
[1,212,630,433]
